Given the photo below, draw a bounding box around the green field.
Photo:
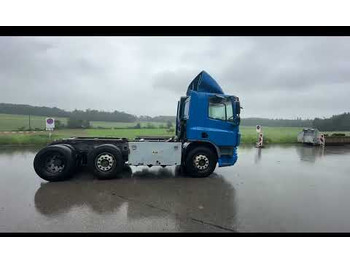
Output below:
[0,126,303,146]
[0,128,173,146]
[240,126,301,144]
[90,121,168,129]
[1,126,349,146]
[0,113,169,131]
[1,113,349,146]
[86,128,172,139]
[0,113,68,131]
[0,129,86,145]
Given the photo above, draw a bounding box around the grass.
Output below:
[1,118,350,146]
[0,126,303,146]
[0,113,68,131]
[0,113,170,131]
[0,128,172,146]
[90,121,169,129]
[240,126,302,144]
[0,129,88,146]
[86,128,172,139]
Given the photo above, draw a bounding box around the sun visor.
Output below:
[186,71,224,96]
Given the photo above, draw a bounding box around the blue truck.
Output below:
[33,71,241,181]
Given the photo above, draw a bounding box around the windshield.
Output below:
[208,97,233,121]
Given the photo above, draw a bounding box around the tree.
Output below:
[67,117,90,129]
[146,123,156,129]
[313,112,350,131]
[166,121,173,129]
[55,120,65,129]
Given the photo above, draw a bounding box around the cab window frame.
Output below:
[208,96,233,122]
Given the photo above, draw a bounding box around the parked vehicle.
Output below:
[33,71,241,181]
[297,128,321,145]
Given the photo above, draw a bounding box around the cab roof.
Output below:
[186,71,224,96]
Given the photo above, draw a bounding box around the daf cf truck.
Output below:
[33,71,241,181]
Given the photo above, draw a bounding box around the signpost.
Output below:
[256,125,264,148]
[319,133,325,147]
[256,125,261,133]
[46,118,55,139]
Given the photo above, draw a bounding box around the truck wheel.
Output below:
[184,146,217,177]
[88,145,124,180]
[33,145,76,182]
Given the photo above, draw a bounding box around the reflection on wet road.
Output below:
[34,168,237,232]
[0,145,350,232]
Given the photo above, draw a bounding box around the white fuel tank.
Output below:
[128,142,182,166]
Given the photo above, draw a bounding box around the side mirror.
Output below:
[235,100,241,115]
[231,97,241,125]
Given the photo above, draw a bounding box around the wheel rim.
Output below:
[193,154,209,170]
[44,153,66,174]
[95,153,115,172]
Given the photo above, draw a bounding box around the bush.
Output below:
[146,123,156,129]
[134,123,141,129]
[332,133,346,137]
[55,119,65,129]
[67,117,90,129]
[166,121,173,129]
[167,127,175,133]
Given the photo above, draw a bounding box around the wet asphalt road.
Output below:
[0,144,350,232]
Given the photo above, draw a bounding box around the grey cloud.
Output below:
[152,68,199,94]
[218,37,350,92]
[0,37,349,118]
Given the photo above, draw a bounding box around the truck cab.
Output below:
[176,71,241,168]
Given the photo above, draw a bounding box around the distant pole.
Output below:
[29,114,31,130]
[256,125,264,148]
[319,133,325,147]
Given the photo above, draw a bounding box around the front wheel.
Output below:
[183,146,217,178]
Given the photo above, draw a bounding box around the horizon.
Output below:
[1,101,348,121]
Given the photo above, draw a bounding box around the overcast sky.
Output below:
[0,37,349,119]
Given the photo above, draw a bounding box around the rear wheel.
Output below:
[33,144,76,182]
[184,146,217,178]
[88,145,124,180]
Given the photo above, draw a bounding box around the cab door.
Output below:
[206,96,239,147]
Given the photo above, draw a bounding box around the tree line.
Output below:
[238,114,350,131]
[0,103,174,123]
[312,113,350,131]
[0,103,69,117]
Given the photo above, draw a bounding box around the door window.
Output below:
[208,97,233,121]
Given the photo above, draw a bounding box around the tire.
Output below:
[183,146,217,178]
[88,144,124,180]
[62,144,79,171]
[33,144,76,182]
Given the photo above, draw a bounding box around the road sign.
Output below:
[46,118,55,131]
[256,125,262,133]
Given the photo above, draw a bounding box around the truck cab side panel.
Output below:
[185,91,240,167]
